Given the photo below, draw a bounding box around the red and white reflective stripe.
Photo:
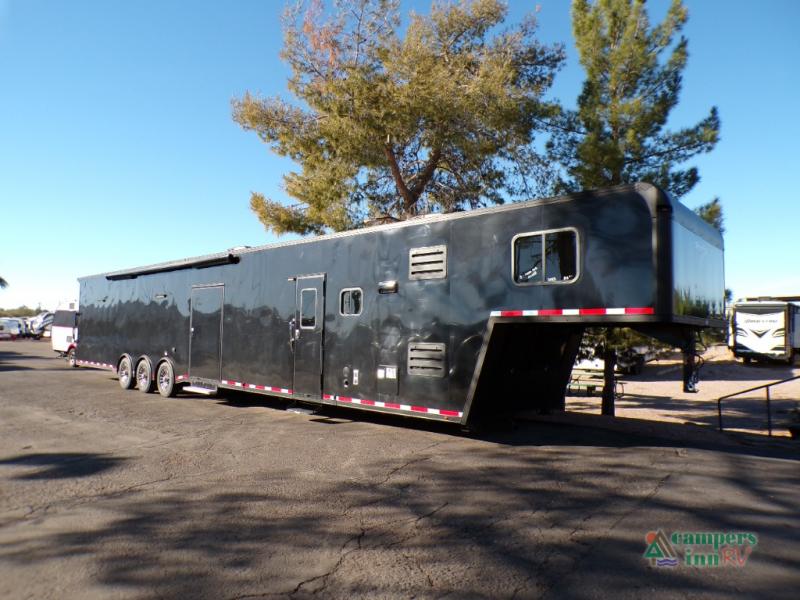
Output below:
[220,379,292,395]
[76,359,116,370]
[176,373,189,381]
[328,394,462,418]
[490,307,654,318]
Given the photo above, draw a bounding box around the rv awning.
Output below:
[103,252,240,280]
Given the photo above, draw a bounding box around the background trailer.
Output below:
[729,297,800,364]
[76,183,725,425]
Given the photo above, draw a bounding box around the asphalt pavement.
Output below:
[1,340,798,599]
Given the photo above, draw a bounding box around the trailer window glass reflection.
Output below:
[340,288,363,316]
[513,229,578,284]
[300,289,316,328]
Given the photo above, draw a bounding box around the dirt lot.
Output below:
[1,340,798,599]
[568,345,800,436]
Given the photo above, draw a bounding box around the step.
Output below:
[182,385,218,395]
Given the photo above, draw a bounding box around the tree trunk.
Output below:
[601,348,616,416]
[382,143,416,214]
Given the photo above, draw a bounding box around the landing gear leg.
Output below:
[682,331,700,393]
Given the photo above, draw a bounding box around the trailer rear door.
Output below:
[190,285,224,381]
[293,274,325,399]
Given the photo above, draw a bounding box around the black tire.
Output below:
[66,347,77,368]
[118,356,135,390]
[743,357,752,365]
[156,361,177,398]
[136,359,154,393]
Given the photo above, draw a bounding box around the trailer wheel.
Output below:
[66,347,77,368]
[156,361,177,398]
[136,359,154,393]
[118,356,135,390]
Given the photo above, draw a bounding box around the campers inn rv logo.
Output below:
[644,530,758,568]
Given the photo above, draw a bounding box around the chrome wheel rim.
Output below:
[119,361,131,385]
[158,366,171,392]
[136,363,149,389]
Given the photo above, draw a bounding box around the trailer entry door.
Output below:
[293,274,325,399]
[189,285,224,381]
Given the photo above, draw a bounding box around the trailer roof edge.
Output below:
[80,182,665,281]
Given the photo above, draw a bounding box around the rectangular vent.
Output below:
[409,245,447,280]
[407,342,446,377]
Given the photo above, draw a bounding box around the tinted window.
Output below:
[300,289,316,328]
[340,288,363,316]
[514,235,543,283]
[544,230,577,282]
[514,229,578,284]
[53,310,77,327]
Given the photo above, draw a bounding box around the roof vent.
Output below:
[407,342,446,377]
[409,245,447,280]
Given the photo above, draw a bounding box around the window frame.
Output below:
[339,287,364,317]
[299,288,317,329]
[511,227,580,286]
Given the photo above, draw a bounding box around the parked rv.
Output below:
[729,297,800,364]
[76,183,725,425]
[51,309,79,366]
[30,312,54,339]
[20,318,32,337]
[0,320,12,340]
[29,311,51,330]
[0,318,23,340]
[576,345,661,376]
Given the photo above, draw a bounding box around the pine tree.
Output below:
[547,0,719,200]
[694,197,724,234]
[233,0,564,235]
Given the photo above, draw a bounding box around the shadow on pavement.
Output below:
[213,390,800,462]
[0,428,796,599]
[0,349,36,372]
[0,348,69,372]
[0,452,127,480]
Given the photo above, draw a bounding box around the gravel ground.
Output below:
[567,345,800,436]
[1,340,798,599]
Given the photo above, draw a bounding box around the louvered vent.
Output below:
[409,245,447,280]
[407,342,446,377]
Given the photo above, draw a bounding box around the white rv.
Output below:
[51,309,79,366]
[729,297,800,364]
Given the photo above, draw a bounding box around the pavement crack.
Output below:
[540,471,676,599]
[374,440,448,487]
[288,526,366,597]
[414,501,449,524]
[403,552,434,587]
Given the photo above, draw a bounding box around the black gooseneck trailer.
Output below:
[76,183,725,425]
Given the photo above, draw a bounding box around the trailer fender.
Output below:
[117,353,133,370]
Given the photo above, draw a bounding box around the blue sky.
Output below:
[1,0,798,309]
